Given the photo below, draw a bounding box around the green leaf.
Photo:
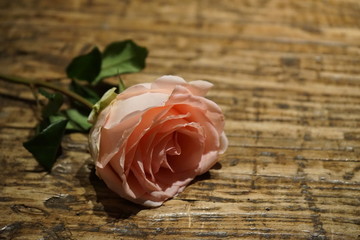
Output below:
[65,109,92,131]
[49,114,67,124]
[23,119,68,172]
[93,40,148,84]
[39,88,64,118]
[49,115,80,132]
[66,47,102,83]
[69,80,100,104]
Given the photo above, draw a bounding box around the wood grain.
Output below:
[0,0,359,239]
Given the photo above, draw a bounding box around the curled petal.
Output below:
[188,80,213,96]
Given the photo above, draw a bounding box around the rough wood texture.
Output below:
[1,0,360,239]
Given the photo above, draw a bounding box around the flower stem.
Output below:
[0,73,93,110]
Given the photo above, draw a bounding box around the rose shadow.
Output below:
[76,161,222,219]
[76,162,145,220]
[181,162,223,191]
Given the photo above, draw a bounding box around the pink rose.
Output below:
[89,75,228,207]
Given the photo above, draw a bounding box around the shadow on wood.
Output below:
[76,162,145,220]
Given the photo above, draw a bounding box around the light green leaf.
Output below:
[48,114,78,131]
[65,109,92,131]
[66,47,102,83]
[23,119,68,172]
[93,40,148,85]
[88,87,117,124]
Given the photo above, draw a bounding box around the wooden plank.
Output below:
[0,0,359,239]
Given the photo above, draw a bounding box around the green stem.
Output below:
[118,75,126,92]
[0,73,93,110]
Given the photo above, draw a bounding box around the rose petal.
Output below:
[153,75,213,97]
[125,106,172,151]
[219,132,229,154]
[129,110,191,176]
[165,131,181,156]
[154,75,187,89]
[105,92,169,129]
[188,80,213,96]
[131,154,162,191]
[167,85,225,133]
[115,83,151,101]
[96,163,142,201]
[166,125,204,172]
[196,150,219,174]
[88,105,112,162]
[97,112,141,168]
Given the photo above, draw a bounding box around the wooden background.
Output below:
[0,0,359,239]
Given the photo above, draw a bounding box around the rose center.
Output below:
[163,130,203,172]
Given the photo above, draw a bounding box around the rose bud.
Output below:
[88,75,228,207]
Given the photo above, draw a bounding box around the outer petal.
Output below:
[219,132,229,154]
[188,80,213,96]
[154,75,187,89]
[105,92,169,129]
[88,105,112,163]
[153,75,213,97]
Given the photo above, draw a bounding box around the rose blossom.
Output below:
[88,75,228,207]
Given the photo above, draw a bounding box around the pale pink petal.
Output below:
[146,118,191,174]
[188,80,213,96]
[196,150,219,174]
[105,92,169,129]
[171,103,221,154]
[131,111,191,176]
[97,112,141,167]
[125,106,172,151]
[153,76,213,97]
[153,75,186,90]
[131,155,162,191]
[219,132,229,154]
[115,83,151,101]
[88,105,112,162]
[96,165,143,201]
[168,85,224,131]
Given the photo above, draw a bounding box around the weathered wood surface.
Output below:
[1,0,360,239]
